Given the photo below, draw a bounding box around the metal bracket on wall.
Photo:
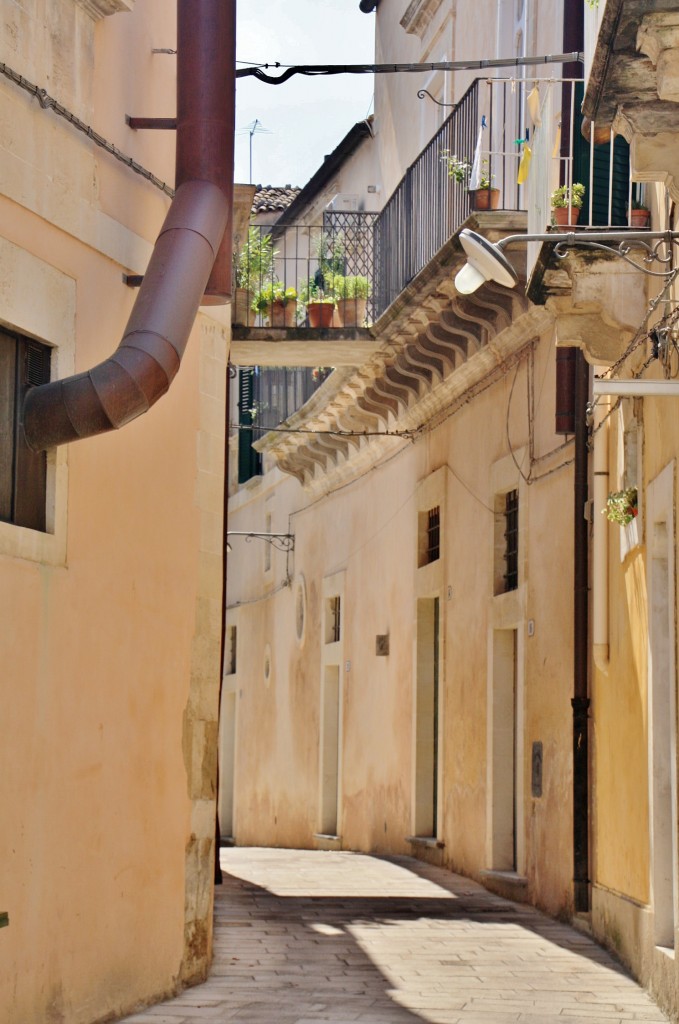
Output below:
[125,117,177,130]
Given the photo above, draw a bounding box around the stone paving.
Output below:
[121,847,670,1024]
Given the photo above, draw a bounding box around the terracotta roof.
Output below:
[252,185,301,213]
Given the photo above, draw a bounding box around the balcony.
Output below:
[232,76,643,367]
[232,76,646,484]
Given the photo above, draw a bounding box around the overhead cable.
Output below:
[236,52,584,85]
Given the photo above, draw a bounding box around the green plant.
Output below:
[252,282,297,313]
[331,274,371,300]
[234,227,275,291]
[299,279,335,305]
[551,183,586,209]
[442,152,470,185]
[475,159,495,191]
[630,196,649,211]
[317,233,347,277]
[603,488,638,526]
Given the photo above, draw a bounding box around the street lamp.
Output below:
[456,227,679,395]
[454,227,679,295]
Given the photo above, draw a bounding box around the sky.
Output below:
[235,0,376,190]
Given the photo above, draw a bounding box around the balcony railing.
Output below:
[234,77,642,332]
[233,214,379,330]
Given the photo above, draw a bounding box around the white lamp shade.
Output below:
[454,261,487,294]
[455,229,518,293]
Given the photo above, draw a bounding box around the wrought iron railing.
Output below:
[234,77,641,332]
[232,214,379,329]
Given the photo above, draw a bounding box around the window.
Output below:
[426,506,440,563]
[493,489,519,594]
[503,490,519,592]
[418,505,441,567]
[0,329,50,532]
[325,595,341,644]
[225,625,237,675]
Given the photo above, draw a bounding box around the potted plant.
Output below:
[443,153,500,211]
[551,182,585,225]
[603,487,638,526]
[331,274,371,327]
[441,152,470,185]
[252,282,297,328]
[469,160,500,212]
[233,228,274,326]
[300,279,335,329]
[627,197,650,228]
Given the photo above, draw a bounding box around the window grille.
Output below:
[426,506,440,564]
[327,595,341,644]
[504,490,519,592]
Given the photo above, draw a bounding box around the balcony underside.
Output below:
[251,212,559,496]
[230,326,378,367]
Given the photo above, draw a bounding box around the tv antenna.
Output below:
[241,118,272,184]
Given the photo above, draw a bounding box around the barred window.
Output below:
[503,490,519,592]
[426,506,440,564]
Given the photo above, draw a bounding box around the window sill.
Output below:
[406,835,445,849]
[479,869,528,892]
[313,833,341,851]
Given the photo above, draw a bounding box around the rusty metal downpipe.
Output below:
[24,0,235,451]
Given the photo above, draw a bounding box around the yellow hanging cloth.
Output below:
[517,142,532,185]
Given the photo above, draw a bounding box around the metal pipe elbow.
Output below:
[23,179,229,452]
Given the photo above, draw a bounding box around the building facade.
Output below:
[0,2,242,1021]
[226,1,679,1020]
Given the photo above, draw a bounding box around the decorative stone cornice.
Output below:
[583,0,679,187]
[531,249,648,365]
[254,215,550,496]
[75,0,134,20]
[400,0,445,39]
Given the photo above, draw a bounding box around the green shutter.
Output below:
[237,368,262,484]
[572,82,631,227]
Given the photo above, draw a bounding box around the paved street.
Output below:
[121,848,670,1024]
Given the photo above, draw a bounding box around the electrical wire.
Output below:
[0,60,174,197]
[235,52,584,86]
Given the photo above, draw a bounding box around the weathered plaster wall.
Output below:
[226,326,574,916]
[0,1,226,1020]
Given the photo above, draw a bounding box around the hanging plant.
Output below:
[603,488,638,526]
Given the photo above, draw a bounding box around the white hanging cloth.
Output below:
[468,116,487,190]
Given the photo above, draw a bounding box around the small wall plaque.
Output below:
[376,634,390,656]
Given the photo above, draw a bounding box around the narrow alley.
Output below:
[121,849,670,1024]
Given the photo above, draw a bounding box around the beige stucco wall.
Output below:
[225,327,575,917]
[0,2,227,1020]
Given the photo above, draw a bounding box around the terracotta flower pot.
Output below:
[233,288,253,326]
[628,209,650,228]
[336,297,368,328]
[552,205,581,226]
[306,302,335,328]
[265,300,297,327]
[470,187,500,211]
